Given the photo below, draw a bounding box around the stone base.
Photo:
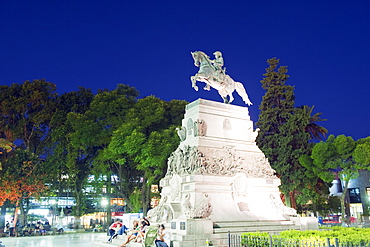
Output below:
[155,174,295,223]
[169,218,213,247]
[146,99,318,247]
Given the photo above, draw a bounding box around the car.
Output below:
[321,215,341,225]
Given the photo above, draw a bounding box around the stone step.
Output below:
[213,224,299,234]
[213,220,295,228]
[95,220,301,247]
[170,220,301,247]
[212,220,299,234]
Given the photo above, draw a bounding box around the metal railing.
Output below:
[227,232,370,247]
[228,231,241,247]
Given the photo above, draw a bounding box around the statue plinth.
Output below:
[148,99,316,247]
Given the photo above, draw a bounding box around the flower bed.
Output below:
[241,227,370,246]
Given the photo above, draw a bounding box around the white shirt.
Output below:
[157,229,170,246]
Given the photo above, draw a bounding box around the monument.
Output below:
[147,51,317,247]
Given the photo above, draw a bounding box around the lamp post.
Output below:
[49,199,58,226]
[101,198,108,228]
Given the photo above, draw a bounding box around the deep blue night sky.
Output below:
[1,1,370,140]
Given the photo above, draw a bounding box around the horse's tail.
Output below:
[235,82,253,106]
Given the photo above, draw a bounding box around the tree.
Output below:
[300,105,328,141]
[0,80,58,153]
[47,87,98,228]
[300,134,370,223]
[0,149,48,226]
[55,84,139,227]
[256,58,311,208]
[108,96,187,214]
[0,138,14,170]
[0,80,58,227]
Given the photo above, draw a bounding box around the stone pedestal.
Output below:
[147,99,315,246]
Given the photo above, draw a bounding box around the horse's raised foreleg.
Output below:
[190,75,199,91]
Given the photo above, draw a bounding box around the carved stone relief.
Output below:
[182,193,212,219]
[165,145,276,178]
[232,173,249,197]
[176,126,187,142]
[187,118,194,136]
[169,175,181,201]
[147,195,174,223]
[165,146,201,177]
[270,194,297,216]
[194,119,207,137]
[223,118,231,131]
[166,145,276,178]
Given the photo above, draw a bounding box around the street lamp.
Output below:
[101,198,108,227]
[101,198,108,207]
[49,199,58,226]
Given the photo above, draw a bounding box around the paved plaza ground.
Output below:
[0,232,109,247]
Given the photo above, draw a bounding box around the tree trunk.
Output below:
[73,183,83,229]
[312,200,318,217]
[289,191,297,209]
[13,204,19,236]
[141,178,150,216]
[19,200,25,227]
[341,182,349,225]
[106,181,112,227]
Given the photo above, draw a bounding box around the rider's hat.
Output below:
[213,51,222,56]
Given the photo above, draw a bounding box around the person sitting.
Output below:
[107,219,123,243]
[117,220,140,247]
[4,221,9,236]
[39,223,46,236]
[34,221,41,235]
[155,224,170,247]
[116,224,128,235]
[43,221,51,231]
[21,225,31,236]
[136,220,149,243]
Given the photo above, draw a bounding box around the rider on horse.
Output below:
[190,50,252,105]
[211,51,225,82]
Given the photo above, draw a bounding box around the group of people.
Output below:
[108,217,170,247]
[4,220,54,237]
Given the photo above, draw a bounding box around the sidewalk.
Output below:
[94,234,146,247]
[94,233,128,247]
[0,232,106,247]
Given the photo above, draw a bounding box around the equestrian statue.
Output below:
[190,51,253,105]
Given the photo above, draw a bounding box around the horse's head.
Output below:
[191,51,201,67]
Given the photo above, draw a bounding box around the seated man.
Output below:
[155,224,170,247]
[118,220,140,247]
[107,219,123,243]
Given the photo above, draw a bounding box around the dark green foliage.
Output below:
[256,58,329,208]
[301,134,370,223]
[0,79,187,227]
[107,96,187,214]
[0,80,59,226]
[0,79,58,153]
[256,58,313,207]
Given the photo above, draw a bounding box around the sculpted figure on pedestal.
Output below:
[190,51,253,105]
[176,126,187,141]
[183,193,212,219]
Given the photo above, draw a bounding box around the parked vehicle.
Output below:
[322,215,341,225]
